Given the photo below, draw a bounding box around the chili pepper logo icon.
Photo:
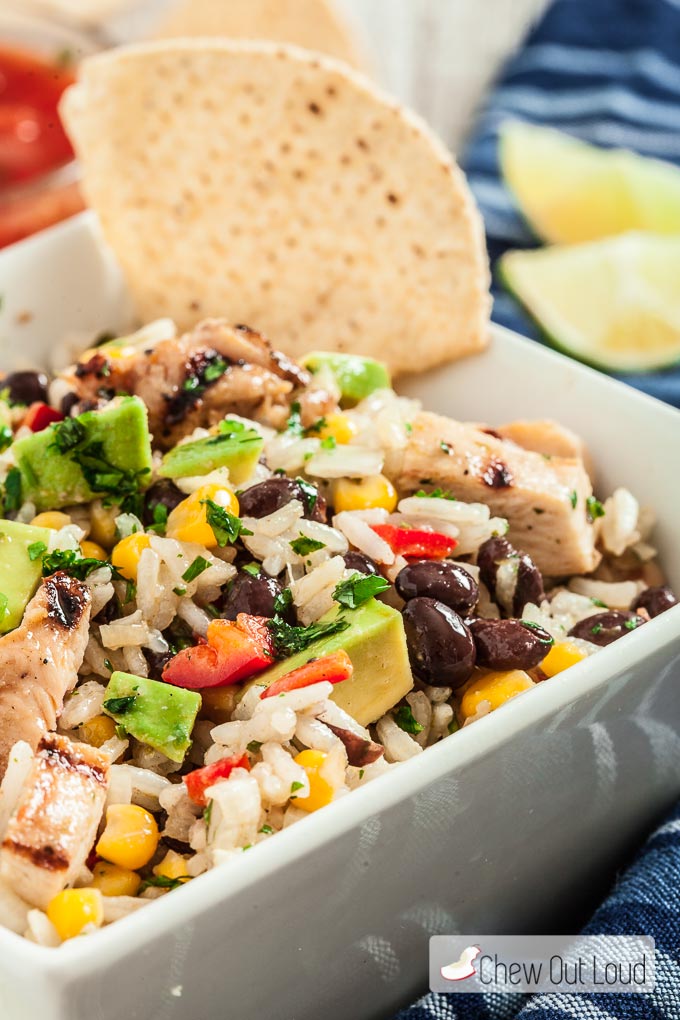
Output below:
[440,945,481,981]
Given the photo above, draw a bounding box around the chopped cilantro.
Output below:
[50,417,86,453]
[290,533,326,556]
[103,695,137,714]
[103,659,114,673]
[404,422,413,435]
[173,586,187,597]
[41,547,119,582]
[414,487,456,501]
[203,356,229,383]
[203,801,213,827]
[520,621,554,645]
[393,705,423,735]
[267,614,350,658]
[569,490,578,509]
[274,588,293,614]
[139,874,189,892]
[294,477,319,515]
[590,597,607,608]
[27,541,47,561]
[259,824,274,835]
[624,618,640,630]
[182,555,211,583]
[0,424,12,452]
[242,562,261,577]
[333,572,389,609]
[320,436,337,450]
[448,718,460,735]
[247,740,263,754]
[591,623,603,636]
[358,769,365,779]
[586,496,605,522]
[440,441,453,455]
[285,402,304,436]
[303,416,327,436]
[147,502,169,535]
[290,780,305,796]
[202,499,252,546]
[3,467,22,513]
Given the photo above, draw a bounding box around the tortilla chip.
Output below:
[155,0,365,70]
[61,40,491,375]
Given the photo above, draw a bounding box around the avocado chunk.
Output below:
[300,352,391,406]
[103,671,201,763]
[0,520,51,633]
[12,396,152,512]
[159,419,263,485]
[246,599,413,726]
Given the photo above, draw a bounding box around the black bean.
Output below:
[402,597,475,688]
[216,571,292,621]
[513,553,546,615]
[395,560,478,613]
[476,536,544,616]
[238,477,326,522]
[60,392,80,417]
[470,618,553,671]
[631,585,678,619]
[569,610,646,647]
[3,370,48,406]
[142,479,184,527]
[146,648,173,682]
[342,551,381,577]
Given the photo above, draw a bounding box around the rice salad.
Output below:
[0,318,675,946]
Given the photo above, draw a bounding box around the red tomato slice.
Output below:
[23,402,63,432]
[260,650,353,699]
[370,523,457,559]
[183,753,250,807]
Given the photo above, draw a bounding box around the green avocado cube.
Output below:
[245,599,413,726]
[103,672,201,763]
[159,419,263,485]
[300,352,391,406]
[12,396,153,511]
[0,520,51,633]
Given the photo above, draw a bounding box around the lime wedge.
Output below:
[499,233,680,373]
[500,121,680,244]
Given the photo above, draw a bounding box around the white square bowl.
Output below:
[1,214,680,1020]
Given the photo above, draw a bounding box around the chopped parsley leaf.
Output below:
[103,659,114,673]
[285,402,304,436]
[624,618,640,630]
[3,467,22,513]
[440,441,453,455]
[49,417,86,453]
[247,740,263,754]
[289,534,326,556]
[393,705,423,735]
[304,416,327,436]
[203,356,229,383]
[202,499,252,546]
[569,490,578,509]
[333,572,389,609]
[103,695,137,714]
[147,503,168,535]
[591,623,603,636]
[274,588,293,614]
[41,547,120,582]
[267,614,350,658]
[0,424,12,452]
[27,541,47,561]
[320,436,337,450]
[290,780,305,796]
[173,586,187,597]
[586,496,605,522]
[520,621,554,645]
[139,874,189,892]
[182,555,211,583]
[294,477,319,515]
[259,824,274,835]
[242,562,261,577]
[414,486,456,501]
[590,597,607,608]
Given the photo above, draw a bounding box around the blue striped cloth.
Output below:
[392,800,680,1020]
[461,0,680,407]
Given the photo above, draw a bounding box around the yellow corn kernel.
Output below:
[80,540,108,562]
[200,686,241,725]
[30,511,72,531]
[153,850,190,882]
[460,669,534,720]
[333,474,398,514]
[292,749,334,813]
[90,861,141,898]
[541,640,588,678]
[317,413,357,446]
[166,483,239,548]
[78,714,116,748]
[111,533,151,582]
[96,804,159,871]
[46,888,103,941]
[89,499,118,550]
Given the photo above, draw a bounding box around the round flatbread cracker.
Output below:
[61,40,491,375]
[155,0,365,69]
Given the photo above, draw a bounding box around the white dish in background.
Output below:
[0,213,679,1020]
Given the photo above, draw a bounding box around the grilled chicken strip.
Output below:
[495,419,595,480]
[0,734,108,910]
[61,319,337,448]
[393,412,599,576]
[0,572,91,780]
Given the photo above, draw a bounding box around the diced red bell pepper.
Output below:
[183,753,250,807]
[23,402,64,432]
[370,523,457,559]
[163,613,275,690]
[260,650,353,700]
